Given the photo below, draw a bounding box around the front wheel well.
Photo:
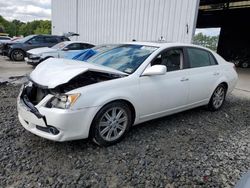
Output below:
[89,99,136,141]
[101,99,136,125]
[90,99,136,128]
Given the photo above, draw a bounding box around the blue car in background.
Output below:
[65,44,118,61]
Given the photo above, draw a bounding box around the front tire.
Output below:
[10,49,25,61]
[90,101,132,146]
[208,84,226,111]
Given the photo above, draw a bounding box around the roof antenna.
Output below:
[159,36,165,41]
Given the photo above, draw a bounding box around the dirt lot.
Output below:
[0,56,32,83]
[0,83,250,187]
[0,56,250,187]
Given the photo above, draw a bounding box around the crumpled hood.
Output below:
[30,58,127,88]
[27,47,57,55]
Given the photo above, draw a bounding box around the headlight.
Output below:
[47,93,80,109]
[30,54,41,58]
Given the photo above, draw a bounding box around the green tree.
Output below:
[0,15,51,37]
[193,32,219,51]
[34,20,51,34]
[0,24,5,33]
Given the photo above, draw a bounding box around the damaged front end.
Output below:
[18,58,127,139]
[26,70,123,106]
[19,70,123,136]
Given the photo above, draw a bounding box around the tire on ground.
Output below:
[90,101,132,147]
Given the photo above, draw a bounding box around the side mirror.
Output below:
[63,47,69,51]
[142,65,166,76]
[27,41,32,45]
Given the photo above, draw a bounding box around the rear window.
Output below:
[44,37,58,43]
[60,37,70,41]
[187,48,216,68]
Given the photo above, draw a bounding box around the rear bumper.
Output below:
[17,85,98,141]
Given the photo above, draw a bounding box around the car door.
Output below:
[185,47,220,104]
[44,37,59,47]
[59,43,83,58]
[26,36,46,50]
[138,48,190,120]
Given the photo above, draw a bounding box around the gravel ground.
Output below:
[0,84,250,188]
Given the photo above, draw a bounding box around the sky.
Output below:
[195,28,221,36]
[0,0,51,22]
[0,0,220,36]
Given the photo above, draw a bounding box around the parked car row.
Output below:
[25,41,94,66]
[0,34,95,63]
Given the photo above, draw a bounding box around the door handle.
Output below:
[213,72,220,76]
[180,78,189,82]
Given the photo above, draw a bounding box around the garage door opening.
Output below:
[196,0,250,69]
[193,27,220,51]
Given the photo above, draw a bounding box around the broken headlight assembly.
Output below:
[47,93,80,109]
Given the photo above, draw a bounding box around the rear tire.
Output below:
[208,84,226,111]
[241,62,249,68]
[90,101,132,147]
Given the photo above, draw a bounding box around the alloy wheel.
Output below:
[212,86,225,109]
[98,107,128,142]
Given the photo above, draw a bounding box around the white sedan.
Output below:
[17,42,238,146]
[25,41,94,66]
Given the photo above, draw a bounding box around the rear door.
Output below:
[43,36,59,47]
[185,47,220,104]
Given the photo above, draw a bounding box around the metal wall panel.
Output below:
[52,0,199,44]
[52,0,77,35]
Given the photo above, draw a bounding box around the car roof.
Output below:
[123,41,210,51]
[62,41,93,45]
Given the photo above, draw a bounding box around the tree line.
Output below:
[0,15,51,37]
[193,32,219,51]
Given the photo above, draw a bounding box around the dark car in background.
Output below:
[0,35,69,61]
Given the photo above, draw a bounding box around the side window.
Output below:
[67,43,82,50]
[44,37,58,43]
[29,36,45,44]
[81,43,94,49]
[151,49,183,72]
[187,48,211,68]
[60,37,70,41]
[208,53,218,65]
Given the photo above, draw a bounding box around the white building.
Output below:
[52,0,199,44]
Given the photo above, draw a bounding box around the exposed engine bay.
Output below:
[24,71,123,105]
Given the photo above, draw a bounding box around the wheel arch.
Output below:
[10,48,26,55]
[88,98,137,138]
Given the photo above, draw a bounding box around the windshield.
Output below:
[15,35,35,42]
[51,42,66,50]
[87,44,158,74]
